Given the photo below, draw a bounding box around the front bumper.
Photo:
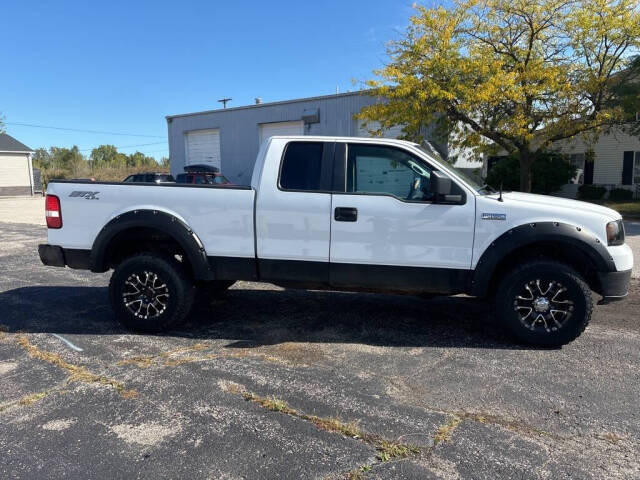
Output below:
[38,244,91,270]
[597,269,632,304]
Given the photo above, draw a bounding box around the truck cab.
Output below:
[38,136,633,346]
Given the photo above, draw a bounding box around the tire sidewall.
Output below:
[497,262,590,347]
[109,254,191,332]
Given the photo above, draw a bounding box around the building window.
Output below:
[635,152,640,184]
[279,142,325,191]
[567,153,585,184]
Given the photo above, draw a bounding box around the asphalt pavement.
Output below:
[1,221,639,479]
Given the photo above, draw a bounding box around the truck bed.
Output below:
[45,181,256,260]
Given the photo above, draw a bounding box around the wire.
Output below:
[6,122,165,138]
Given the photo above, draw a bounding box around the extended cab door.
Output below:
[255,140,334,283]
[329,142,475,292]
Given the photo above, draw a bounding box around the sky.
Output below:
[1,0,414,159]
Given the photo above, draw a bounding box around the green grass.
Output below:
[602,201,640,219]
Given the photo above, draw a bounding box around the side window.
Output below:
[346,144,434,201]
[279,142,325,191]
[194,175,207,184]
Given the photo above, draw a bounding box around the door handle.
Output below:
[334,207,358,222]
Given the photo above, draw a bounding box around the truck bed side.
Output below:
[46,181,256,261]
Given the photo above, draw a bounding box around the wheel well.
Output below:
[485,241,601,296]
[103,227,194,277]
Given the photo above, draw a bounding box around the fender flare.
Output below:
[469,221,616,296]
[90,209,212,280]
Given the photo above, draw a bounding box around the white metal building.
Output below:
[166,91,442,184]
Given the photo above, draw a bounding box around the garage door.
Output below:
[259,121,304,145]
[185,129,221,169]
[355,120,404,139]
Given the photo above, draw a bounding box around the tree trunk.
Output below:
[519,148,533,192]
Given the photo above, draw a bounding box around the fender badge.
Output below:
[482,213,506,220]
[69,191,100,200]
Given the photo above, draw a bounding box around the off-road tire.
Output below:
[109,253,195,333]
[495,260,593,347]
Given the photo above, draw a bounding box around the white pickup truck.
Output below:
[39,136,633,346]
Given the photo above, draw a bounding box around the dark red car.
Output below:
[175,164,232,186]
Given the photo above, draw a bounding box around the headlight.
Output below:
[606,219,625,246]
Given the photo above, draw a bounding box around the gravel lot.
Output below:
[1,216,639,479]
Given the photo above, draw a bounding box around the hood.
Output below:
[499,192,620,220]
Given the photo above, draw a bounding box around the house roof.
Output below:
[0,132,34,152]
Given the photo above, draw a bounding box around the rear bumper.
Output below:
[38,244,91,270]
[597,269,632,304]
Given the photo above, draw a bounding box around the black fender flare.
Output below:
[469,221,616,296]
[90,209,212,280]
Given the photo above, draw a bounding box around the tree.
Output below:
[127,151,158,168]
[358,0,640,191]
[32,148,52,170]
[485,152,577,194]
[90,145,127,168]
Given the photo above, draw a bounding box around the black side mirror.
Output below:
[430,171,452,196]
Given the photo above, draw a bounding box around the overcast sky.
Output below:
[1,0,413,157]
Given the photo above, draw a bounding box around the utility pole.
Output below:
[218,98,232,109]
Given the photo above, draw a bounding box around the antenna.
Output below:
[498,182,504,202]
[218,98,232,108]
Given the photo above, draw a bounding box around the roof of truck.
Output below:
[265,135,419,146]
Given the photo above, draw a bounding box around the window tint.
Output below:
[194,175,207,184]
[279,142,324,191]
[346,144,434,201]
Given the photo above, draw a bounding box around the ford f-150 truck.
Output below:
[39,136,633,346]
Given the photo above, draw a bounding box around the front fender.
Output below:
[470,221,616,296]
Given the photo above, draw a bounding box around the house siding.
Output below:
[554,128,640,184]
[0,153,31,192]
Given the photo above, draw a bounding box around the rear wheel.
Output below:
[109,253,195,332]
[495,260,593,347]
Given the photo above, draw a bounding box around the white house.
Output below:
[0,133,35,196]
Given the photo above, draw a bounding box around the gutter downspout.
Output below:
[27,152,34,196]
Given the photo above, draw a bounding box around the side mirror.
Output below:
[429,171,452,196]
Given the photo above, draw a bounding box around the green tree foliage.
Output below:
[33,144,165,184]
[359,0,640,192]
[90,145,127,168]
[485,152,577,194]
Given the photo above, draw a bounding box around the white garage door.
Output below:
[0,154,30,187]
[185,129,221,169]
[259,121,304,145]
[355,120,404,139]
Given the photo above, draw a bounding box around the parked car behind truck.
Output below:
[38,136,633,346]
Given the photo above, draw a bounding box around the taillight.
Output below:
[45,194,62,229]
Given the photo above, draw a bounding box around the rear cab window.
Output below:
[279,141,332,192]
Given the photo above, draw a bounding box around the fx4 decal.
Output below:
[69,191,100,200]
[481,213,506,220]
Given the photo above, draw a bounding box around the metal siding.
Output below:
[168,93,425,185]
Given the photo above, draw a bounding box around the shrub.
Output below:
[578,184,607,200]
[608,188,633,201]
[485,152,576,194]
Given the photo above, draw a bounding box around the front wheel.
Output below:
[495,260,593,347]
[109,253,195,333]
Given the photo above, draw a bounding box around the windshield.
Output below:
[415,143,494,194]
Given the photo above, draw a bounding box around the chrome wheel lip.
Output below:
[122,270,170,320]
[513,279,574,332]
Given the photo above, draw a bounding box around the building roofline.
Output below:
[0,150,34,154]
[165,90,375,120]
